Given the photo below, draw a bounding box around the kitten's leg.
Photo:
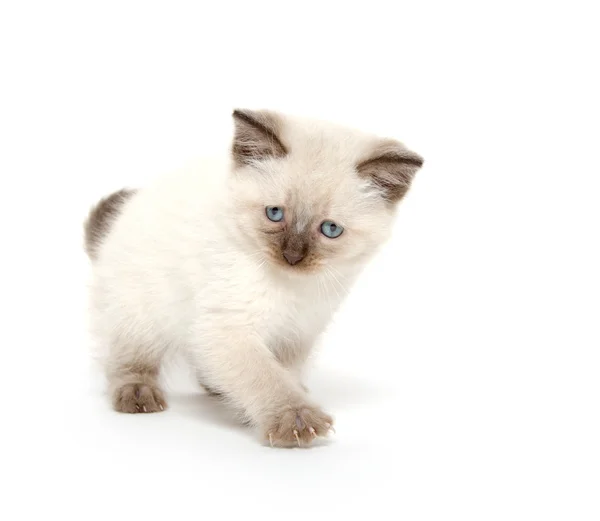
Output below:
[194,332,333,447]
[289,365,309,393]
[274,340,312,392]
[198,378,222,397]
[106,345,167,414]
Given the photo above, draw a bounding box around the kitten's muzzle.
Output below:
[280,230,310,267]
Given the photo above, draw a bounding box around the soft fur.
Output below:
[85,109,423,447]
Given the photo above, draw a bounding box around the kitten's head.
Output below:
[228,109,423,276]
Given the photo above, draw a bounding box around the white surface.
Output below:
[1,1,599,520]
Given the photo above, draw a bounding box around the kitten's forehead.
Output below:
[287,190,320,232]
[287,159,366,217]
[294,215,310,233]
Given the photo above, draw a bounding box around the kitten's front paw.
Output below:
[263,404,333,448]
[113,383,167,413]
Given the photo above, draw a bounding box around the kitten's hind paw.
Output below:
[113,382,167,414]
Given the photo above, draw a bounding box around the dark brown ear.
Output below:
[357,140,424,202]
[231,109,288,167]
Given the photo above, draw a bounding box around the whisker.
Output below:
[325,266,347,299]
[324,268,342,301]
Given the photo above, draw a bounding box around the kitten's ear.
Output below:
[231,109,288,167]
[357,139,424,202]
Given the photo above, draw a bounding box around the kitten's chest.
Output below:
[254,281,336,347]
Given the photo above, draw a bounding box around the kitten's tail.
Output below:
[83,188,136,260]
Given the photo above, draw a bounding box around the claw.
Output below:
[142,405,147,412]
[159,404,164,411]
[326,423,336,434]
[269,433,274,447]
[309,427,317,438]
[293,429,301,447]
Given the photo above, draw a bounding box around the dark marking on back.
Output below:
[84,188,136,260]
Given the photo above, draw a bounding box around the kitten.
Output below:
[84,109,423,447]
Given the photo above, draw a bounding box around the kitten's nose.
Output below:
[283,251,304,266]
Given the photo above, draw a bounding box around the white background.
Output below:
[1,1,598,519]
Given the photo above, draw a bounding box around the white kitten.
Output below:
[84,109,423,447]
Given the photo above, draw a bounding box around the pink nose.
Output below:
[283,251,304,265]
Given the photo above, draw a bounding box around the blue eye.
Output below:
[321,220,344,238]
[266,206,284,222]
